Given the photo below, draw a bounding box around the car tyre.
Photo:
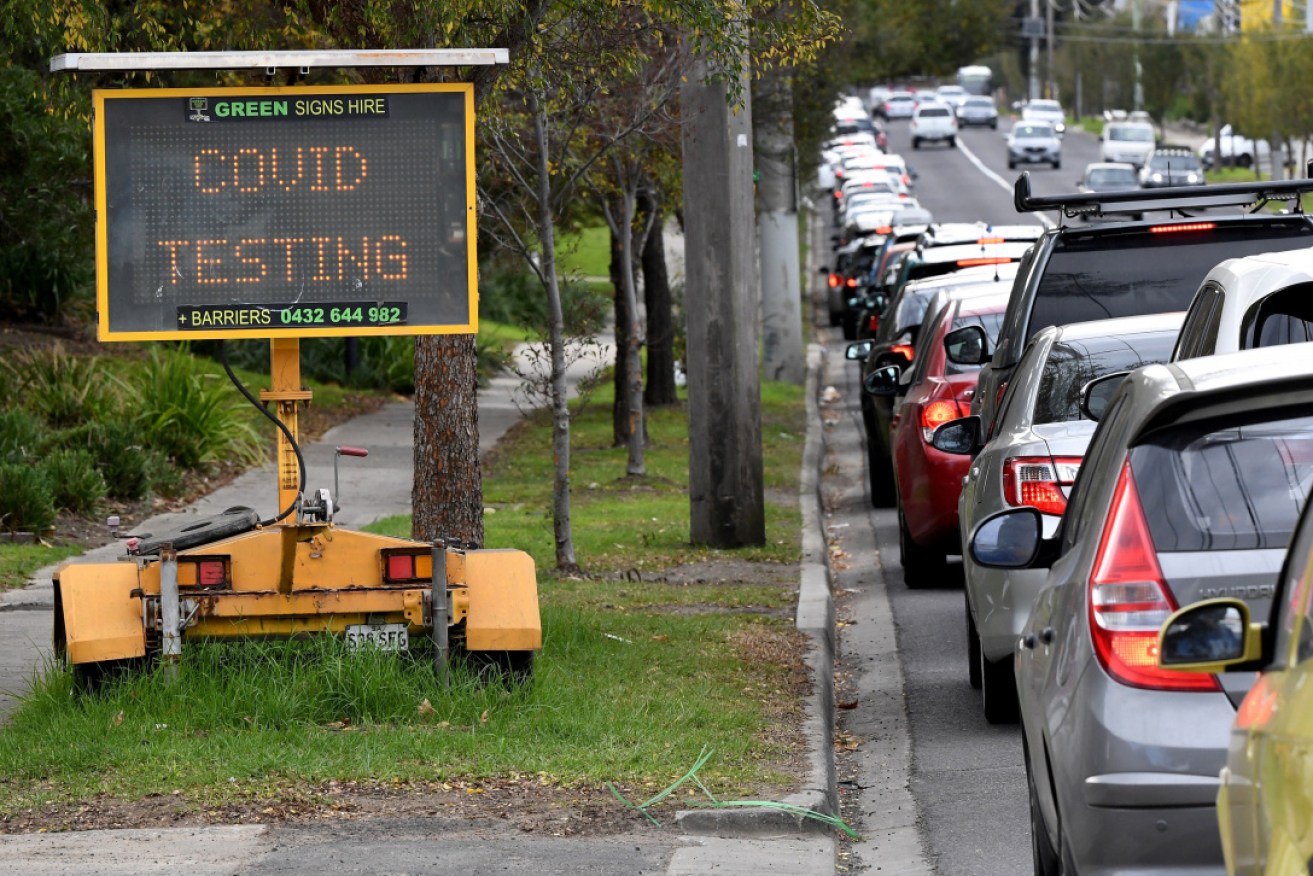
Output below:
[948,136,956,148]
[898,505,946,585]
[1052,159,1061,170]
[841,309,859,341]
[912,137,921,150]
[828,309,843,328]
[867,437,896,508]
[1028,759,1062,876]
[966,592,982,690]
[990,120,997,130]
[1007,157,1016,170]
[980,650,1020,724]
[1238,152,1253,169]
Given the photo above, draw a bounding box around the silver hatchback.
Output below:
[966,344,1313,874]
[948,312,1182,724]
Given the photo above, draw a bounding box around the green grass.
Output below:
[0,376,808,817]
[477,317,532,353]
[556,226,611,279]
[0,542,79,590]
[1205,166,1271,184]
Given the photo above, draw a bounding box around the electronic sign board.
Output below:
[93,84,476,340]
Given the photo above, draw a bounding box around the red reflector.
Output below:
[387,554,415,581]
[957,257,1012,267]
[197,560,226,587]
[868,314,881,333]
[1148,222,1215,234]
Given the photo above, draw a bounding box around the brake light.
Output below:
[977,237,1006,244]
[868,313,881,334]
[891,343,915,362]
[179,556,230,589]
[921,399,967,442]
[834,190,844,199]
[828,273,841,288]
[1088,461,1218,692]
[846,277,859,288]
[875,225,892,234]
[1002,456,1081,515]
[1148,222,1215,234]
[381,548,432,583]
[956,257,1012,267]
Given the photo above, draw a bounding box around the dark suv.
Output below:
[973,174,1313,439]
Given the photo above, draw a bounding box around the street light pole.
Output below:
[1029,0,1041,102]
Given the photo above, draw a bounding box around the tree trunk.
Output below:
[641,192,678,407]
[530,94,579,573]
[412,334,484,547]
[616,188,646,477]
[611,223,634,447]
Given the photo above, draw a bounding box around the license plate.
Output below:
[345,623,409,651]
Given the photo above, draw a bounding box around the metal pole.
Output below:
[1045,0,1055,100]
[159,544,181,679]
[1029,0,1041,102]
[431,546,449,684]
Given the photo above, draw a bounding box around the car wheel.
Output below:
[841,309,859,341]
[948,137,956,148]
[1238,152,1253,169]
[912,137,921,150]
[828,308,843,327]
[1028,757,1062,876]
[1007,158,1016,170]
[966,591,982,690]
[990,120,997,130]
[898,504,946,586]
[1052,159,1061,170]
[980,650,1020,724]
[867,436,896,508]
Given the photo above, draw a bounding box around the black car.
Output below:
[1139,145,1205,188]
[972,174,1313,442]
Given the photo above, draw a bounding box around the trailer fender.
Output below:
[462,549,541,651]
[57,562,146,665]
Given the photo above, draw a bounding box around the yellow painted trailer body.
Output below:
[53,523,540,671]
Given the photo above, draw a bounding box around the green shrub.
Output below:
[123,347,263,469]
[0,408,46,464]
[42,449,107,515]
[0,464,57,534]
[65,420,161,502]
[0,344,120,429]
[479,264,608,336]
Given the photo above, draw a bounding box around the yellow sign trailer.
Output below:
[50,51,539,686]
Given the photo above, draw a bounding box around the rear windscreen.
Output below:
[1029,222,1313,342]
[1034,331,1178,424]
[1132,411,1313,551]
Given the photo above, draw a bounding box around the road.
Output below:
[827,119,1105,875]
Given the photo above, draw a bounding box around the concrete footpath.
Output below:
[0,336,846,875]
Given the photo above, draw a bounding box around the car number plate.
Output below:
[345,623,409,651]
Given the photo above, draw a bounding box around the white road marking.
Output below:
[955,135,1056,230]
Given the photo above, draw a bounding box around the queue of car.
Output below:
[826,97,1313,873]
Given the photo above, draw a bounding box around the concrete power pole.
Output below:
[1029,0,1041,101]
[754,65,804,386]
[680,40,766,549]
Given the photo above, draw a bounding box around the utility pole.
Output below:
[1132,0,1144,111]
[1045,0,1055,99]
[754,65,804,386]
[680,36,766,549]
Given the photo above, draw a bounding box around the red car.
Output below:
[875,289,1008,583]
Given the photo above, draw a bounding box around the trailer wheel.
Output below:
[467,650,535,686]
[71,658,142,694]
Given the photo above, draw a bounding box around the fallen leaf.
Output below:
[418,698,435,717]
[480,709,489,724]
[650,634,669,643]
[112,710,125,726]
[837,699,859,710]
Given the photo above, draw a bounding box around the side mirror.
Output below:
[845,340,873,361]
[1079,371,1129,421]
[943,325,990,366]
[1158,599,1266,672]
[969,508,1054,569]
[931,416,982,455]
[863,364,901,397]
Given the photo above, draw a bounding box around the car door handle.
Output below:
[1039,627,1055,645]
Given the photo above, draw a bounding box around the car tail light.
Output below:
[828,273,841,288]
[1002,456,1081,515]
[1148,222,1215,234]
[921,399,967,442]
[1087,460,1218,692]
[381,548,433,583]
[834,190,843,199]
[845,277,859,288]
[891,342,915,362]
[875,225,892,234]
[977,237,1005,244]
[868,313,881,334]
[178,556,231,589]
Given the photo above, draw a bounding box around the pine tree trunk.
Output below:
[412,334,484,547]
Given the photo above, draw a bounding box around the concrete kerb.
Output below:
[674,342,838,838]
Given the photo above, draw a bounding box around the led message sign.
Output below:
[93,84,475,340]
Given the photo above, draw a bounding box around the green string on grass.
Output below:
[604,745,861,839]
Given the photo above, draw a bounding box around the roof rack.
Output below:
[1013,172,1313,220]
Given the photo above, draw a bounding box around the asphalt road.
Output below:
[828,119,1107,876]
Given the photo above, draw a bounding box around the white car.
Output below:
[909,103,957,149]
[1100,122,1155,168]
[1021,99,1065,136]
[934,85,968,108]
[1198,124,1271,169]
